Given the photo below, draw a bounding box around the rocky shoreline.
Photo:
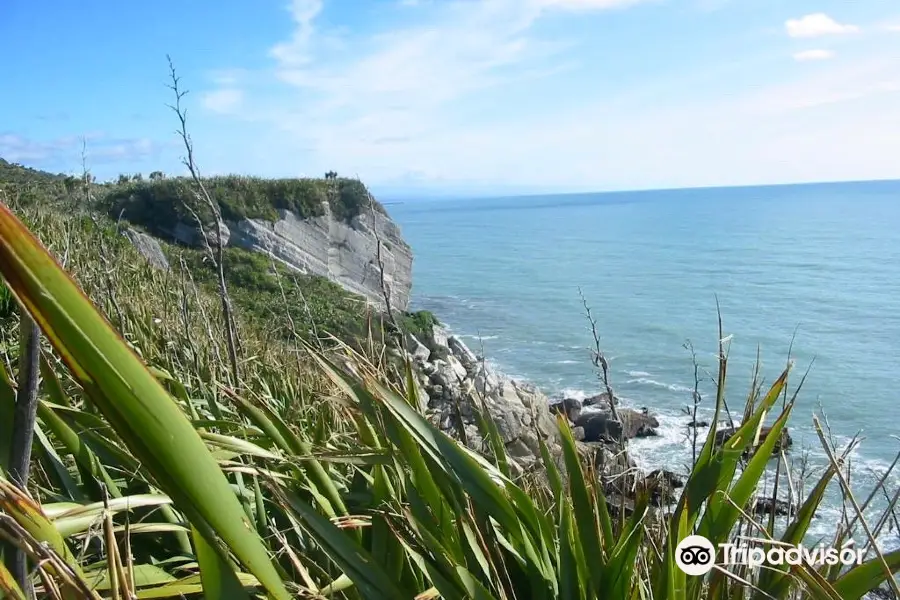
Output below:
[403,323,688,509]
[404,322,796,516]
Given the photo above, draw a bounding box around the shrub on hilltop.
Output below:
[100,174,386,237]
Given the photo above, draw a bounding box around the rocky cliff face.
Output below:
[168,202,413,311]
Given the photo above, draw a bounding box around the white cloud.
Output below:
[208,69,248,87]
[264,0,567,124]
[195,2,900,190]
[737,56,900,114]
[269,0,324,66]
[202,89,244,114]
[793,49,834,62]
[785,13,859,38]
[0,133,167,167]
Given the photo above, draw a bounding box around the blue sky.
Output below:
[2,0,900,197]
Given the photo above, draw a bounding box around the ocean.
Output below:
[388,179,900,546]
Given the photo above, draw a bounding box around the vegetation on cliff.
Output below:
[102,174,384,236]
[0,157,70,188]
[2,155,385,239]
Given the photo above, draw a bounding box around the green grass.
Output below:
[396,309,440,341]
[2,163,900,599]
[0,157,69,188]
[174,244,378,344]
[0,158,85,210]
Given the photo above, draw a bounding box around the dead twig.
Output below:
[166,55,240,386]
[578,288,623,444]
[684,339,703,468]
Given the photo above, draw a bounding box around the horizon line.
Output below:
[378,176,900,203]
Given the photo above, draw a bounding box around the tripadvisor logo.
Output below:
[675,535,865,576]
[675,535,717,576]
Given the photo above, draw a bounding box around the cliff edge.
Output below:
[105,175,413,311]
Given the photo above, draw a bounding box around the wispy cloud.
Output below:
[269,0,324,67]
[0,132,168,171]
[742,57,900,113]
[785,13,859,38]
[202,88,244,114]
[239,0,592,164]
[793,49,835,62]
[208,69,250,87]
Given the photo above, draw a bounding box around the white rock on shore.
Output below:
[407,326,563,474]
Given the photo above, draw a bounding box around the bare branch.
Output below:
[684,339,702,468]
[166,55,240,385]
[578,287,623,446]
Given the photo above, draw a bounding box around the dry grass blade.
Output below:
[813,415,900,598]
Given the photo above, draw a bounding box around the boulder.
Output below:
[577,441,635,481]
[714,425,792,453]
[407,334,431,363]
[423,336,564,476]
[647,469,684,489]
[123,228,169,270]
[619,408,660,438]
[549,397,582,422]
[754,497,792,517]
[575,412,624,443]
[640,469,684,506]
[432,325,449,349]
[425,325,451,360]
[448,336,479,372]
[446,355,468,382]
[583,391,620,408]
[575,407,659,441]
[473,365,500,396]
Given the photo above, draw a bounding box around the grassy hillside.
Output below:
[0,157,69,188]
[0,160,425,345]
[1,159,899,599]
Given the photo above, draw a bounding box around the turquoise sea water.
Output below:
[389,180,900,544]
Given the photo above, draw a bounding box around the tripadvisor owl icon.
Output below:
[675,535,716,576]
